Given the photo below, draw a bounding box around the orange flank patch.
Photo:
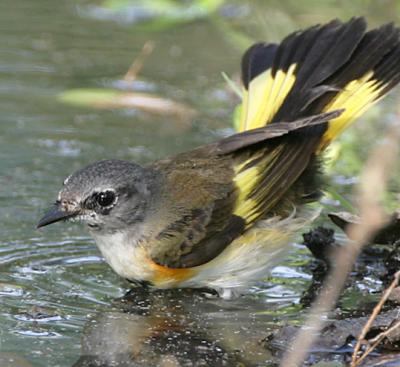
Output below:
[148,259,195,286]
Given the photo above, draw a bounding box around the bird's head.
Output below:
[37,160,155,232]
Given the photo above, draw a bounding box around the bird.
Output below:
[38,18,400,298]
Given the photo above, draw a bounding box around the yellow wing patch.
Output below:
[239,64,297,132]
[320,71,387,150]
[232,146,284,226]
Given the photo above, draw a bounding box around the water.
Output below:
[1,0,400,366]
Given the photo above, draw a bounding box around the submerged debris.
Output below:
[300,227,336,306]
[329,211,400,286]
[286,209,400,365]
[303,226,337,264]
[265,306,400,366]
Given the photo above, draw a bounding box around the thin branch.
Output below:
[351,271,400,366]
[123,41,155,83]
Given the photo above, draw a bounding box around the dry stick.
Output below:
[368,312,400,346]
[280,124,400,367]
[364,319,400,353]
[351,271,400,366]
[123,41,155,83]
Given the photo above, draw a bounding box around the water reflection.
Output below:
[73,287,273,366]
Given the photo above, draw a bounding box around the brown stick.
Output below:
[351,271,400,366]
[123,41,155,83]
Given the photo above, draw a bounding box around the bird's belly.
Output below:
[178,211,316,293]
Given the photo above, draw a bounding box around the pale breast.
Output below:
[91,231,154,282]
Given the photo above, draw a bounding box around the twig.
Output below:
[351,271,400,366]
[366,319,400,350]
[221,72,242,99]
[123,41,155,83]
[280,123,400,367]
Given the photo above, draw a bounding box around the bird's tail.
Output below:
[238,17,400,151]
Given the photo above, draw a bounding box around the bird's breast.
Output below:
[91,231,155,281]
[91,230,195,287]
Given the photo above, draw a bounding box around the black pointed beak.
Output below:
[37,204,79,228]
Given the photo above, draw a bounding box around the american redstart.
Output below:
[38,18,400,297]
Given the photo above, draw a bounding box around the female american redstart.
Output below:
[38,18,400,297]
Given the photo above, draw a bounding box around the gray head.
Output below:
[37,160,157,232]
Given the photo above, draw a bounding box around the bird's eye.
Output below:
[95,190,116,207]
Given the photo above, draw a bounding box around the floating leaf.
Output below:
[57,88,198,118]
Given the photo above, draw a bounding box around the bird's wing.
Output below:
[147,148,244,269]
[147,112,338,269]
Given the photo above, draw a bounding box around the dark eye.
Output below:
[95,190,116,207]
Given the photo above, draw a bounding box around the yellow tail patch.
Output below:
[239,66,389,153]
[319,71,385,150]
[239,64,297,132]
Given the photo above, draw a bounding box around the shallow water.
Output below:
[1,1,400,366]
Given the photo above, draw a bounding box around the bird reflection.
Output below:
[72,287,273,366]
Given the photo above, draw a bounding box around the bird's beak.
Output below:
[37,204,79,228]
